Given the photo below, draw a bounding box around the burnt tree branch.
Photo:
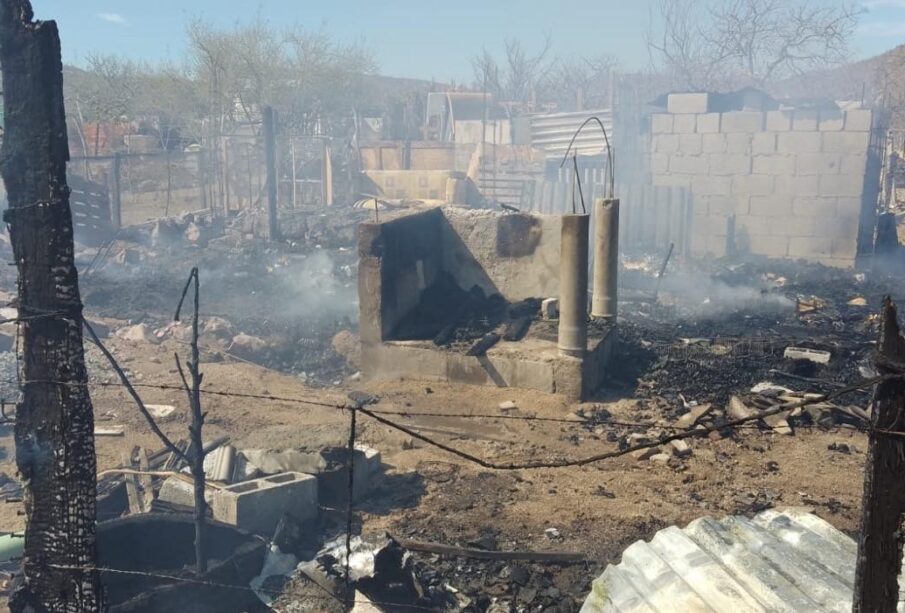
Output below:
[175,267,208,573]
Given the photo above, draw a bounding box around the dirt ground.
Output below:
[0,328,869,606]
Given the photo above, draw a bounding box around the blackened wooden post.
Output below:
[0,1,104,610]
[111,151,122,229]
[262,105,279,240]
[853,297,905,613]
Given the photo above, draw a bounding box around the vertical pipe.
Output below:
[558,214,590,357]
[591,197,619,319]
[262,105,279,240]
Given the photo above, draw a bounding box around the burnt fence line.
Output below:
[0,373,891,471]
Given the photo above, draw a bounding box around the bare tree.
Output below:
[0,1,103,609]
[543,54,619,111]
[648,0,861,90]
[471,36,553,108]
[73,54,139,154]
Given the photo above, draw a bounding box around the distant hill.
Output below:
[770,44,905,126]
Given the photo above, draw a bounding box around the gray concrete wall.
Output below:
[358,206,565,349]
[650,103,876,267]
[357,207,444,345]
[442,207,562,301]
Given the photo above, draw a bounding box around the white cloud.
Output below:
[96,12,128,25]
[857,20,905,36]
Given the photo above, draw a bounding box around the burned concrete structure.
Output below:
[358,206,616,399]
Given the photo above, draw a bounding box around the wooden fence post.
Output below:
[262,105,279,240]
[853,297,905,612]
[111,151,122,230]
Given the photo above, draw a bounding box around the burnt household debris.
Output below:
[2,1,905,612]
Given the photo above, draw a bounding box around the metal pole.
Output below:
[558,214,589,357]
[591,198,619,319]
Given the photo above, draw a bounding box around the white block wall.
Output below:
[650,107,873,267]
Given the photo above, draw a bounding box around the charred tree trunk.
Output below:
[853,298,905,613]
[176,268,207,573]
[0,1,103,610]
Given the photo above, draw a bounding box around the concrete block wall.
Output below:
[650,99,874,267]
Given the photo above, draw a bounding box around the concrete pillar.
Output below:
[591,198,619,319]
[558,214,589,357]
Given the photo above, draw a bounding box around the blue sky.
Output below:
[31,0,905,82]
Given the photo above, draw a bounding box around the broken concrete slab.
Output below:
[783,346,831,364]
[676,403,712,428]
[212,472,318,536]
[158,476,215,508]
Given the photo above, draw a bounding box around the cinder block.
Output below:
[774,175,819,195]
[819,174,864,197]
[765,110,792,131]
[840,154,867,175]
[651,173,692,188]
[788,236,832,258]
[696,113,721,133]
[650,153,669,174]
[747,234,790,257]
[651,113,673,134]
[815,214,860,240]
[836,196,863,215]
[823,131,870,153]
[668,93,711,114]
[749,195,793,217]
[692,174,731,195]
[705,233,729,257]
[678,133,703,154]
[731,174,774,197]
[702,133,726,153]
[720,111,764,133]
[737,215,775,236]
[725,133,752,154]
[670,154,709,174]
[792,110,818,131]
[818,110,845,131]
[698,213,733,236]
[776,132,822,153]
[796,153,840,175]
[752,154,794,175]
[792,197,836,217]
[708,153,750,175]
[783,215,819,237]
[844,109,872,132]
[673,114,696,133]
[752,133,776,154]
[158,476,214,508]
[699,195,736,215]
[831,237,858,258]
[212,472,318,535]
[653,134,679,153]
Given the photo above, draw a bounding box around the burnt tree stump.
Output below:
[853,298,905,613]
[0,1,103,610]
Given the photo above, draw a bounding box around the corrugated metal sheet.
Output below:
[529,110,613,159]
[581,509,904,612]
